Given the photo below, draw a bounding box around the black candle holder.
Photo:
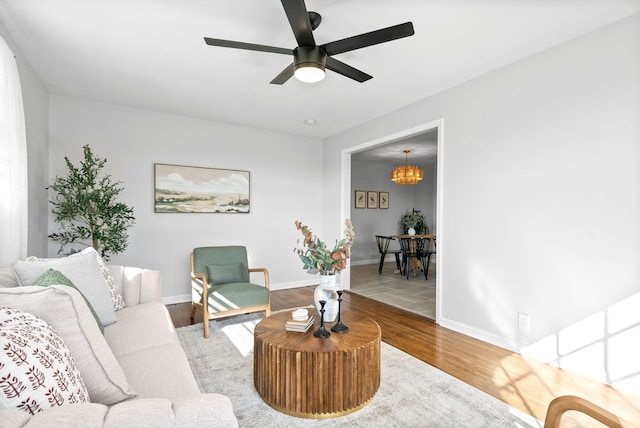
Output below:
[331,290,348,333]
[314,300,331,338]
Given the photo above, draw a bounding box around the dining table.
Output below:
[390,234,436,277]
[391,234,436,240]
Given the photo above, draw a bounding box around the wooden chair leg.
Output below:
[378,253,386,274]
[189,304,196,324]
[203,312,209,339]
[425,253,432,280]
[201,303,209,339]
[406,256,411,279]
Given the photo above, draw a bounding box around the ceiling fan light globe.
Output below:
[294,65,325,83]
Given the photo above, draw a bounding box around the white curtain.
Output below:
[0,36,28,266]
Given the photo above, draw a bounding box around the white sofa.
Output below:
[0,259,239,428]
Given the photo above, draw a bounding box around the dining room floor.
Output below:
[349,260,436,320]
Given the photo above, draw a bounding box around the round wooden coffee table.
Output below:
[253,310,381,418]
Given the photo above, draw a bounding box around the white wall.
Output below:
[48,96,325,301]
[0,21,49,257]
[326,14,640,394]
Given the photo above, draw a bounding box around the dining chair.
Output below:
[375,235,401,274]
[399,237,428,280]
[424,237,436,280]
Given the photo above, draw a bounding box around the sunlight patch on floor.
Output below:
[222,320,258,357]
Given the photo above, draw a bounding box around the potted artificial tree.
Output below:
[48,145,135,260]
[400,208,428,235]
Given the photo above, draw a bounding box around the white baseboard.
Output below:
[351,259,380,266]
[437,316,518,353]
[162,294,191,305]
[269,278,317,290]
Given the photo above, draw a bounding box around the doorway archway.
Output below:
[340,119,444,324]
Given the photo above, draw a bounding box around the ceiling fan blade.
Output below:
[325,56,372,83]
[322,22,414,56]
[204,37,292,55]
[281,0,315,47]
[270,63,295,85]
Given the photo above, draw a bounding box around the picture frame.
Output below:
[379,192,389,209]
[154,163,250,213]
[354,190,366,208]
[367,191,378,209]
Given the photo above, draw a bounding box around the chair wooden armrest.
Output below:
[191,272,206,283]
[544,395,626,428]
[248,267,270,289]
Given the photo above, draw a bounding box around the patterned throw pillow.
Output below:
[93,252,126,311]
[0,305,90,415]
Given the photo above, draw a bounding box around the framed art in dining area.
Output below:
[154,163,250,213]
[354,190,366,208]
[379,192,389,209]
[367,191,378,209]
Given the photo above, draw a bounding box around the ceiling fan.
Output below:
[203,0,414,84]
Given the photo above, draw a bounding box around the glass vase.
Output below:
[314,274,339,322]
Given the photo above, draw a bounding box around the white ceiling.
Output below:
[1,0,639,149]
[352,130,438,166]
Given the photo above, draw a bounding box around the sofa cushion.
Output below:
[0,286,136,405]
[107,266,162,306]
[9,248,117,326]
[1,395,238,428]
[0,305,90,415]
[104,302,178,357]
[21,403,108,427]
[115,343,199,401]
[32,269,103,334]
[104,398,175,428]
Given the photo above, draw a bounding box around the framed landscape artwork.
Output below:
[367,191,378,209]
[354,190,366,208]
[379,192,389,209]
[154,163,250,213]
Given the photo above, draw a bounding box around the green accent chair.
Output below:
[190,246,270,338]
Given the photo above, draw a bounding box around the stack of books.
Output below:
[285,308,314,333]
[285,316,315,333]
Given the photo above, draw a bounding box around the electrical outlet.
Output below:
[518,313,530,331]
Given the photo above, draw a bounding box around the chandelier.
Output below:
[390,150,423,185]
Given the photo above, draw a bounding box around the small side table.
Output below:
[253,311,381,418]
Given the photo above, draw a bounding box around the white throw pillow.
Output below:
[0,285,136,405]
[0,305,90,415]
[9,248,117,326]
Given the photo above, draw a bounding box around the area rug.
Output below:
[176,313,540,427]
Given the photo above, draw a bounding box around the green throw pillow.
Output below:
[33,268,104,333]
[206,263,244,285]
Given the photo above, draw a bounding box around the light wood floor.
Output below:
[350,262,436,319]
[168,288,640,427]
